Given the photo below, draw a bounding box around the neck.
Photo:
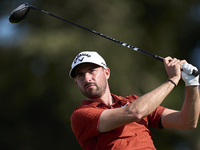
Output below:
[87,87,114,107]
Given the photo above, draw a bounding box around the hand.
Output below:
[181,63,199,86]
[164,57,186,85]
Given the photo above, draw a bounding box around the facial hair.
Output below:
[80,78,107,99]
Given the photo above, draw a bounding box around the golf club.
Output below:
[9,3,199,77]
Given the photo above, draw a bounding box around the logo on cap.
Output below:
[73,53,91,64]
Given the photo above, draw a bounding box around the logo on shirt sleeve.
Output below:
[121,102,130,107]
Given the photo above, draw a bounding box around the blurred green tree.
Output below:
[0,0,200,149]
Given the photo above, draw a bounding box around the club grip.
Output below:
[192,70,199,77]
[155,55,164,62]
[165,59,199,77]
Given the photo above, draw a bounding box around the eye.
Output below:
[75,72,84,79]
[90,69,97,73]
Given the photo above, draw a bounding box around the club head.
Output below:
[9,3,30,23]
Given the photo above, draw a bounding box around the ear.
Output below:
[104,68,110,80]
[75,80,78,86]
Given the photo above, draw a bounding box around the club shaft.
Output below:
[29,4,164,62]
[28,4,199,77]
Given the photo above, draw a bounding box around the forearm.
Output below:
[180,86,200,129]
[127,80,175,120]
[99,80,176,133]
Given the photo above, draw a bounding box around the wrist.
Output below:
[168,77,179,86]
[167,79,177,87]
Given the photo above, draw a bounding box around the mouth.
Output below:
[84,83,96,90]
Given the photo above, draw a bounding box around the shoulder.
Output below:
[70,101,105,123]
[112,93,139,103]
[112,93,139,99]
[70,101,105,137]
[125,94,139,100]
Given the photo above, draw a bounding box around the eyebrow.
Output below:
[75,65,100,77]
[89,66,99,70]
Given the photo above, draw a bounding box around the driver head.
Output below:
[9,3,30,23]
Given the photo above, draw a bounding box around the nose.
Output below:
[84,72,92,82]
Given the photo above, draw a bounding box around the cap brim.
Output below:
[69,63,83,78]
[69,62,106,78]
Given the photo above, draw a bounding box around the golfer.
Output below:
[70,51,199,150]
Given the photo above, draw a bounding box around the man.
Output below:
[70,51,199,150]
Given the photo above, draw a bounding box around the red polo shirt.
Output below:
[70,94,166,150]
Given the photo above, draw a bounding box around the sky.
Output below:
[0,15,30,47]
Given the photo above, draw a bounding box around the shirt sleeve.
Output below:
[148,106,166,129]
[70,107,104,143]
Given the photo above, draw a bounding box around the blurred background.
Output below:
[0,0,200,149]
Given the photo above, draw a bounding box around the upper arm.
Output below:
[161,108,183,129]
[98,107,139,133]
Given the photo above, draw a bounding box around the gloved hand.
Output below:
[181,62,199,86]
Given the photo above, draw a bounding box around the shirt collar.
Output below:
[81,93,129,108]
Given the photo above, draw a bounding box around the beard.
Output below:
[80,80,107,99]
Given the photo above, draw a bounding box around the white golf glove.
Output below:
[181,62,199,86]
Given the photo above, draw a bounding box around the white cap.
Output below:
[69,51,107,78]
